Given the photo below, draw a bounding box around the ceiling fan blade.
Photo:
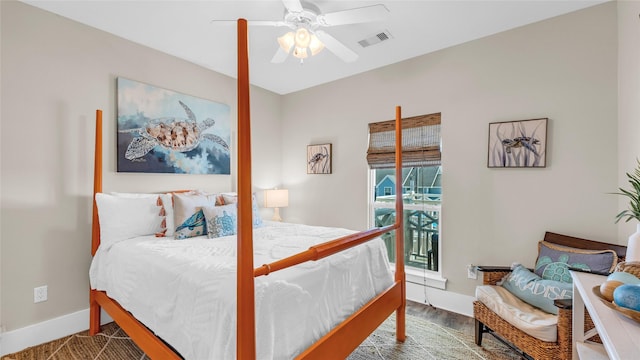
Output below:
[210,19,288,27]
[271,47,290,63]
[315,30,358,63]
[317,4,390,26]
[282,0,303,13]
[248,20,288,27]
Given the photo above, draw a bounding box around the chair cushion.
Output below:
[476,285,558,342]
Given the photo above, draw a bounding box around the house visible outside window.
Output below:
[367,113,442,273]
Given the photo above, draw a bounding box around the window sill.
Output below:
[391,265,447,290]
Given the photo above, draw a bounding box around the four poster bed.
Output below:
[89,20,407,359]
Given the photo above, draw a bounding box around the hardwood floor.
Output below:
[406,300,526,360]
[406,299,475,334]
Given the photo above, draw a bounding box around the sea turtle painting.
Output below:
[307,144,331,174]
[119,100,229,161]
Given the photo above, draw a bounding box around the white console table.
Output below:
[571,270,640,360]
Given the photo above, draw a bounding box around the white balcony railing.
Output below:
[372,194,441,271]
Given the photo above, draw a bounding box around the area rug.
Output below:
[348,314,518,360]
[2,313,518,360]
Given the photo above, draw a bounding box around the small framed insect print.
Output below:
[307,143,332,174]
[488,118,547,168]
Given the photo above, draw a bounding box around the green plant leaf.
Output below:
[613,159,640,223]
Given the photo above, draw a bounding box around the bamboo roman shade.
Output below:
[367,113,441,169]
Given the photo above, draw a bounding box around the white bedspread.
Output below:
[89,221,394,359]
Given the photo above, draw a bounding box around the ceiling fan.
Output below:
[249,0,390,63]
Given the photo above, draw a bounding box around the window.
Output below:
[367,113,441,272]
[371,166,441,271]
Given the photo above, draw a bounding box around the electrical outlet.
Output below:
[467,264,477,280]
[34,285,48,303]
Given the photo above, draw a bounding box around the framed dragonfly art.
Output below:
[488,118,548,168]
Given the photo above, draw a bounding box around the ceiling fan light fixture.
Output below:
[292,46,309,59]
[277,27,324,61]
[277,31,295,52]
[294,27,311,48]
[263,1,391,64]
[309,34,324,56]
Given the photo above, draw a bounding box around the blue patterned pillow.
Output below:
[535,241,617,282]
[221,192,263,228]
[203,204,237,238]
[501,264,572,315]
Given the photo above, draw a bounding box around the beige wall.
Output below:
[1,0,634,333]
[618,0,640,240]
[281,2,620,297]
[0,1,282,331]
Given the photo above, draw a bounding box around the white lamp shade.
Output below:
[264,189,289,208]
[309,34,324,56]
[277,32,295,52]
[294,28,311,48]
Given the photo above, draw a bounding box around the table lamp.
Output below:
[264,189,289,221]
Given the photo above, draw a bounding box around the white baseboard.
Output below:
[396,267,475,316]
[0,284,474,356]
[0,309,113,356]
[406,281,475,317]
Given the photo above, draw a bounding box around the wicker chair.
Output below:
[473,232,627,360]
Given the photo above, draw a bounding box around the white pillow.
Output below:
[173,192,221,239]
[110,192,174,237]
[95,193,164,247]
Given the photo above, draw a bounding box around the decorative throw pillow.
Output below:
[110,192,174,237]
[534,241,618,282]
[203,204,237,238]
[173,192,222,239]
[95,193,164,247]
[221,192,263,228]
[501,264,572,315]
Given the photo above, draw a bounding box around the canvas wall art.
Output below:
[488,118,547,168]
[307,143,332,174]
[117,77,231,174]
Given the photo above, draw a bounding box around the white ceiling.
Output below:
[23,0,607,95]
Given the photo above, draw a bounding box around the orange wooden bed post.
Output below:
[89,109,103,336]
[236,18,257,360]
[91,109,103,256]
[86,17,405,356]
[394,106,406,342]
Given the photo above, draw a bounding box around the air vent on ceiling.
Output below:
[358,30,393,48]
